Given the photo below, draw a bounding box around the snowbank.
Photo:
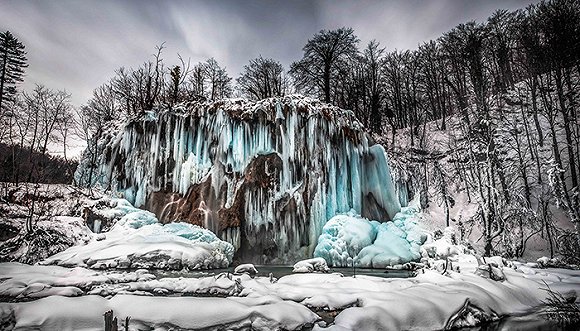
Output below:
[314,207,426,267]
[42,199,234,270]
[0,295,319,331]
[0,254,578,330]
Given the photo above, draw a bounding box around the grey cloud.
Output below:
[0,0,536,106]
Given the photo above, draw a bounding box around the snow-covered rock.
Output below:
[42,199,234,270]
[293,257,330,273]
[234,264,258,275]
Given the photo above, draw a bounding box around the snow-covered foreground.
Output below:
[1,185,578,329]
[1,256,578,330]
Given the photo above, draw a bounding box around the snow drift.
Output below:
[42,199,234,270]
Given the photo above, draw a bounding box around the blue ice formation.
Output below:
[111,199,235,260]
[314,206,426,267]
[75,95,413,264]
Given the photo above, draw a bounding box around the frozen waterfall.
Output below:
[76,95,407,263]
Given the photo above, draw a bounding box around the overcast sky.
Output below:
[1,0,537,106]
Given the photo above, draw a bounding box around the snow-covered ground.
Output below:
[0,254,578,330]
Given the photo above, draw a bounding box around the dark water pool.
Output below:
[153,265,413,279]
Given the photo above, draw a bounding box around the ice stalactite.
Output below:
[76,95,403,263]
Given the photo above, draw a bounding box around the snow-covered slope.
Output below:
[0,183,93,263]
[76,95,407,263]
[384,80,579,262]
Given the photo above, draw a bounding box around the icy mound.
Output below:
[314,206,426,267]
[75,95,405,263]
[42,199,234,270]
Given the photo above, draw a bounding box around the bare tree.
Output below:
[168,54,191,105]
[290,27,359,103]
[0,31,27,115]
[237,56,288,100]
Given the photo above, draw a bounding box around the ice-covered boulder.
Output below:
[314,207,426,267]
[75,96,405,263]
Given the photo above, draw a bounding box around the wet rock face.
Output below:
[77,96,402,263]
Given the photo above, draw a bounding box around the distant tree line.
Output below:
[0,31,77,184]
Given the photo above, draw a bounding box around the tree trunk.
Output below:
[0,48,8,112]
[323,63,331,103]
[555,68,579,209]
[530,76,544,147]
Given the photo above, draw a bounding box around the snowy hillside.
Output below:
[384,77,580,262]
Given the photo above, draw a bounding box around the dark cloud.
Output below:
[0,0,536,105]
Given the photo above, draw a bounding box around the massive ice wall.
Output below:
[76,95,402,263]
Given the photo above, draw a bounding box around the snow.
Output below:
[42,199,234,270]
[293,257,330,273]
[384,79,580,262]
[314,206,427,267]
[0,252,579,330]
[0,295,319,331]
[235,264,258,275]
[422,227,465,259]
[0,183,95,264]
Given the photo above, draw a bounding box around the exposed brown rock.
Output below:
[146,153,283,237]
